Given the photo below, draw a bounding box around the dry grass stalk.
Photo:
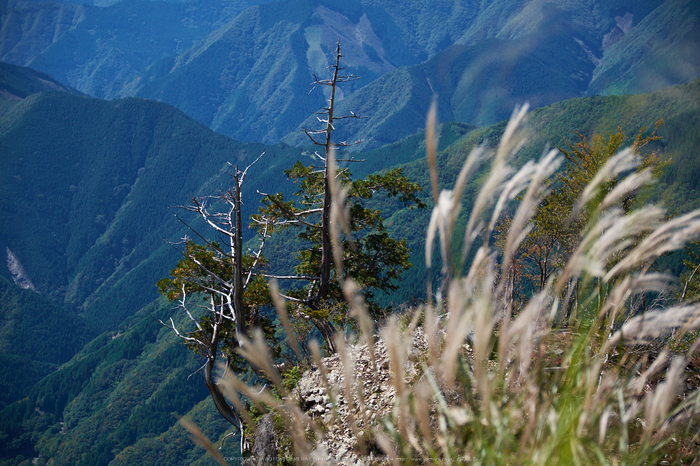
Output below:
[179,416,229,466]
[187,105,700,465]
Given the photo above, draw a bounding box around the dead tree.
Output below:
[157,154,273,445]
[255,41,423,353]
[254,41,362,352]
[304,40,362,307]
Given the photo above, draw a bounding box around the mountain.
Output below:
[130,0,699,148]
[0,63,299,463]
[0,71,307,334]
[284,0,700,149]
[1,58,699,464]
[588,0,700,96]
[0,275,91,410]
[377,79,700,305]
[0,298,231,464]
[124,0,483,144]
[0,0,270,98]
[284,13,597,150]
[2,0,698,150]
[0,60,78,103]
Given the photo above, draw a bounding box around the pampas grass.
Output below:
[188,106,700,464]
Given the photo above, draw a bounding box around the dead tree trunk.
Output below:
[302,40,361,352]
[158,155,272,444]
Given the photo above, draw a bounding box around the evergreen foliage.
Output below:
[0,276,90,408]
[255,162,424,314]
[0,300,215,465]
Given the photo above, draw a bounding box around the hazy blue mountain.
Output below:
[0,60,79,114]
[588,0,700,95]
[0,0,270,98]
[284,0,700,149]
[131,0,699,148]
[126,0,484,144]
[284,14,598,150]
[2,0,698,150]
[448,0,699,97]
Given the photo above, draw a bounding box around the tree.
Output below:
[156,41,424,442]
[156,158,274,436]
[253,41,425,351]
[498,121,666,311]
[680,241,700,304]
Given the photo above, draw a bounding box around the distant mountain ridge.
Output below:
[283,15,598,150]
[123,0,482,144]
[0,61,78,101]
[4,0,696,149]
[0,0,273,97]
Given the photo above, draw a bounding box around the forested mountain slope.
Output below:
[0,0,269,97]
[284,13,596,149]
[0,66,298,462]
[588,0,700,96]
[0,61,78,102]
[0,298,232,464]
[0,275,90,409]
[3,0,697,150]
[124,0,483,144]
[0,84,303,333]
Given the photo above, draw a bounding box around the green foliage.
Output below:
[680,241,700,303]
[281,365,302,393]
[372,108,700,464]
[497,122,669,304]
[0,299,219,465]
[157,240,276,365]
[188,107,700,466]
[255,161,424,318]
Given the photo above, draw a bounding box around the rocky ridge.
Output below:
[292,327,429,465]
